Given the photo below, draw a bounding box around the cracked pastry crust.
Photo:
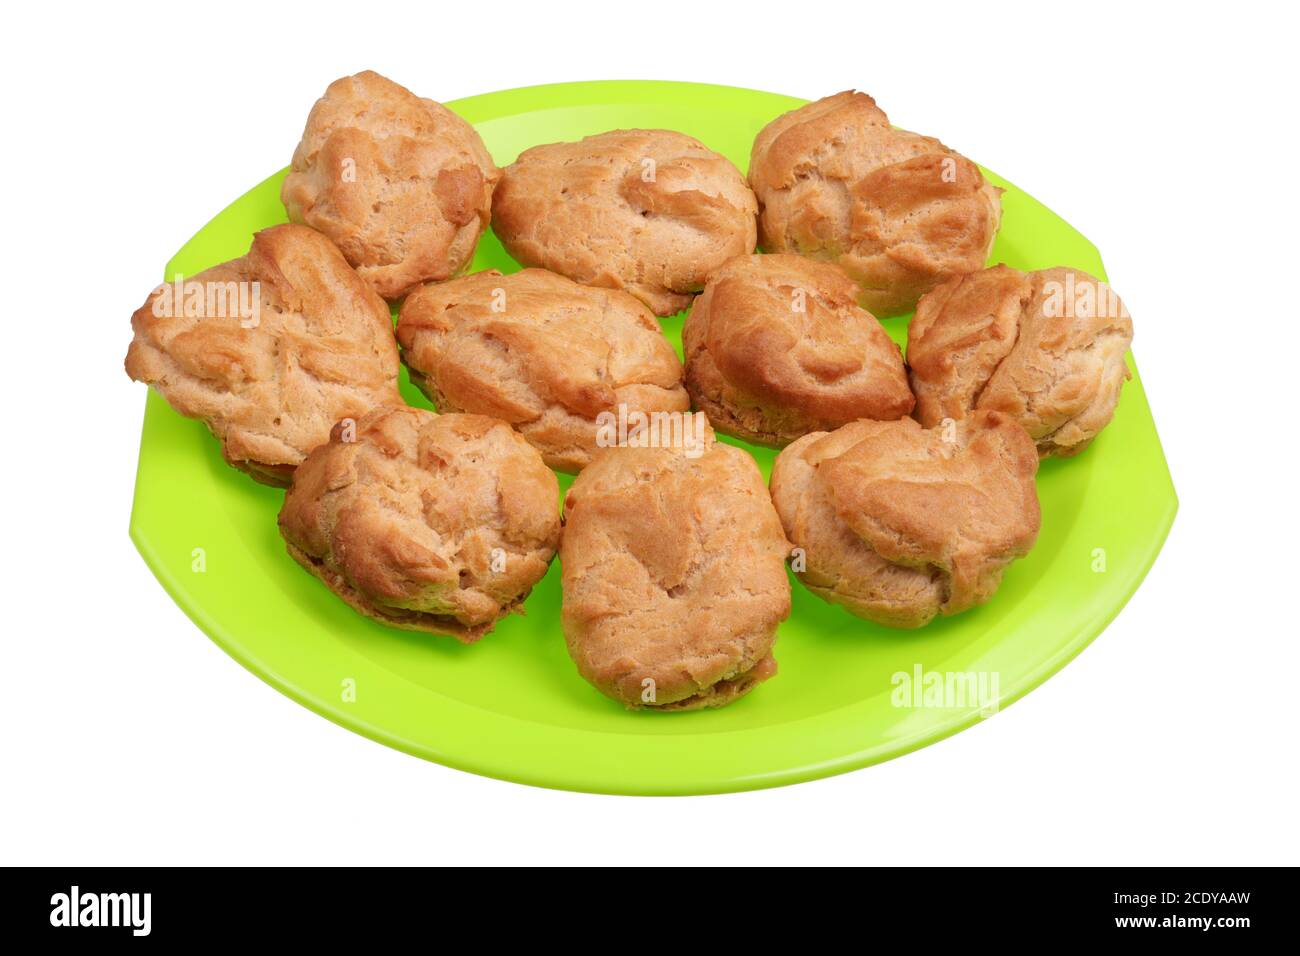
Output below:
[748,91,1002,318]
[397,268,689,473]
[682,254,914,447]
[281,71,500,301]
[278,405,560,642]
[124,224,402,486]
[491,129,757,316]
[907,265,1134,458]
[770,411,1040,628]
[560,426,791,710]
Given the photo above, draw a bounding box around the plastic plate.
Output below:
[129,81,1177,794]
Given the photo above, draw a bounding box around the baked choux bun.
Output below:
[397,268,689,473]
[770,411,1040,628]
[491,129,757,316]
[748,91,1001,317]
[281,71,499,301]
[124,224,402,486]
[561,424,791,710]
[278,405,560,642]
[682,254,914,446]
[907,265,1133,458]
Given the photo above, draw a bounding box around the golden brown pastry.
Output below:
[748,91,1002,317]
[908,265,1134,458]
[278,405,560,642]
[682,254,913,446]
[281,71,499,301]
[397,268,689,472]
[124,224,402,486]
[770,411,1039,628]
[491,129,757,316]
[561,426,791,710]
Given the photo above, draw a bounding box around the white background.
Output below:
[3,1,1296,865]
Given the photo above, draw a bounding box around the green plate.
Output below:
[129,80,1177,795]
